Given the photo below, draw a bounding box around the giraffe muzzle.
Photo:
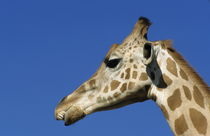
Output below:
[56,105,86,126]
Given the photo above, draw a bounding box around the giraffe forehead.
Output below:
[116,42,143,56]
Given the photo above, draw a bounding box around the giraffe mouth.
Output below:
[56,106,86,126]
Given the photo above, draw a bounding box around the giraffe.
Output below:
[54,17,210,136]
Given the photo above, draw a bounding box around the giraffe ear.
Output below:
[142,43,154,65]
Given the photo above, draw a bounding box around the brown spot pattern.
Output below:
[183,85,192,100]
[132,71,138,79]
[133,64,137,69]
[167,89,182,111]
[113,92,121,98]
[193,85,205,108]
[160,105,169,120]
[139,72,148,81]
[166,58,178,77]
[189,108,207,135]
[174,114,188,135]
[103,86,108,93]
[111,80,121,91]
[128,82,135,90]
[89,79,96,87]
[163,74,172,86]
[125,68,131,79]
[107,96,113,101]
[129,59,134,63]
[179,68,188,80]
[97,96,106,103]
[121,73,124,78]
[76,85,86,93]
[120,83,127,93]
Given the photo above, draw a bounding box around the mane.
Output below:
[161,40,210,93]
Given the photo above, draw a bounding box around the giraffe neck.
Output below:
[148,45,210,136]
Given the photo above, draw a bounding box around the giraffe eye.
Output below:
[105,58,121,68]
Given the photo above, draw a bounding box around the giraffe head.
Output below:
[55,17,160,126]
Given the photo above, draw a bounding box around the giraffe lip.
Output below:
[63,106,86,126]
[56,111,66,120]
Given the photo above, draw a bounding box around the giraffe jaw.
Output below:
[56,105,86,126]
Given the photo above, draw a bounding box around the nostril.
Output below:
[60,96,67,103]
[55,111,66,120]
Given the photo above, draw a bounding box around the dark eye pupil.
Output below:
[105,58,121,68]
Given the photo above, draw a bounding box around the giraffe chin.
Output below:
[64,106,86,126]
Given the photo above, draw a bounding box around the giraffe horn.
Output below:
[123,17,151,43]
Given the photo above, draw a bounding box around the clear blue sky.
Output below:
[0,0,210,136]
